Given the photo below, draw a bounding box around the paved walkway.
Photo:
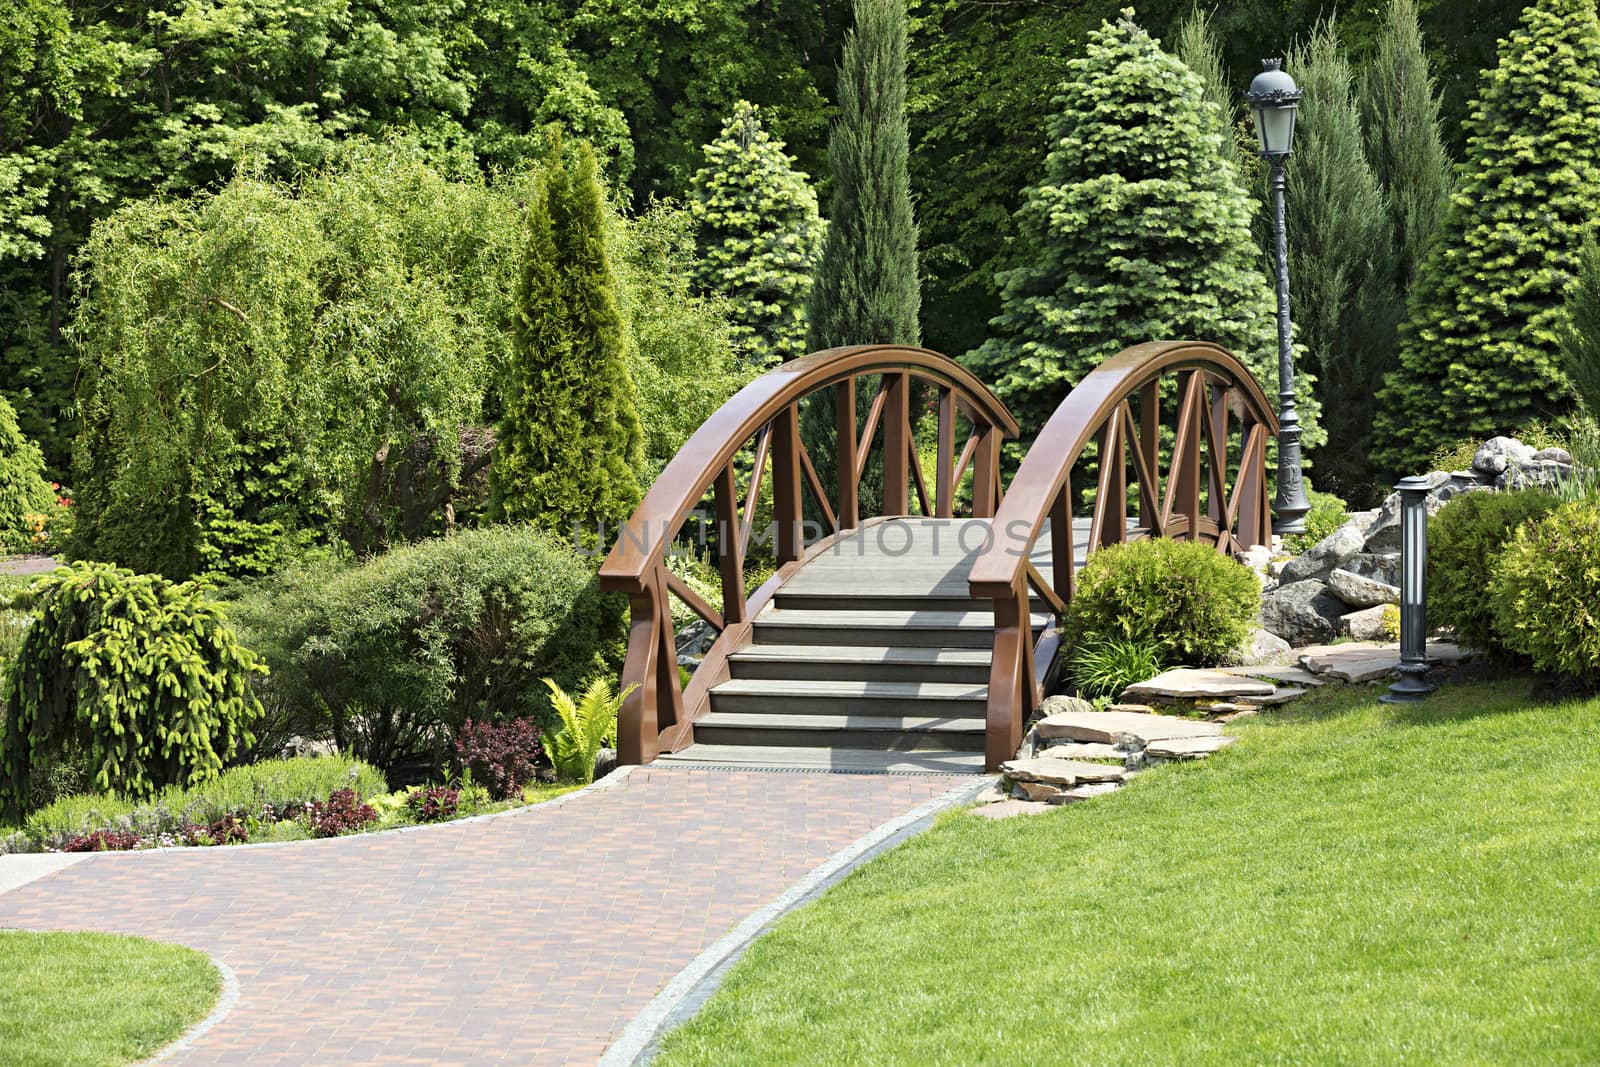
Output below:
[0,767,965,1065]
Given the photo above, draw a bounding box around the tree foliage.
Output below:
[966,13,1321,451]
[1,562,263,817]
[1373,0,1600,475]
[0,395,55,549]
[808,0,920,351]
[1560,240,1600,416]
[689,101,824,366]
[1283,23,1401,502]
[491,137,644,536]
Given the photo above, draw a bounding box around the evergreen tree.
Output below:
[491,138,644,537]
[1560,240,1600,415]
[1283,23,1401,502]
[807,0,920,350]
[1174,6,1268,253]
[0,394,54,548]
[1373,0,1600,475]
[689,102,824,366]
[1359,0,1453,293]
[966,14,1321,451]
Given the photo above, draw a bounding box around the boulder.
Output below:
[1327,567,1400,608]
[1533,446,1573,464]
[1037,694,1096,719]
[1340,552,1400,587]
[1279,523,1366,583]
[1225,627,1293,667]
[1339,604,1395,641]
[1363,473,1486,553]
[1496,460,1573,491]
[675,619,715,657]
[1471,436,1535,475]
[1260,579,1348,646]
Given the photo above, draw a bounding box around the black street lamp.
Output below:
[1246,58,1312,535]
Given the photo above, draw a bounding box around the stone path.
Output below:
[0,766,964,1065]
[0,554,57,577]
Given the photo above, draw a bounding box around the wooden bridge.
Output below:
[600,342,1278,773]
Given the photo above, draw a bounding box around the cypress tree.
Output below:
[806,0,920,350]
[490,138,644,538]
[1283,23,1401,501]
[967,14,1321,450]
[0,394,55,548]
[1359,0,1454,294]
[689,102,824,367]
[1373,0,1600,475]
[1560,240,1600,415]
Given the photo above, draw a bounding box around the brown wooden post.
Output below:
[618,586,662,764]
[936,387,955,518]
[1096,417,1126,546]
[1175,371,1202,540]
[772,404,804,564]
[1049,480,1073,607]
[835,377,859,530]
[713,461,746,625]
[651,567,684,741]
[1239,416,1268,549]
[882,372,910,516]
[972,424,1000,519]
[1208,382,1230,525]
[1139,380,1159,526]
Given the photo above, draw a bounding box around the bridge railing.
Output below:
[967,341,1280,770]
[600,345,1019,764]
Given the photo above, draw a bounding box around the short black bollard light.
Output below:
[1382,475,1436,704]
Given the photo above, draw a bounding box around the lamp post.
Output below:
[1246,58,1312,535]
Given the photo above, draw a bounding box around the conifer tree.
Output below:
[1283,23,1400,500]
[689,102,824,366]
[1373,0,1600,475]
[806,0,920,350]
[1359,0,1454,294]
[967,14,1321,450]
[0,394,55,548]
[490,138,644,537]
[1560,240,1600,415]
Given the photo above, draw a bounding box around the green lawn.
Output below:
[657,680,1600,1065]
[0,931,221,1066]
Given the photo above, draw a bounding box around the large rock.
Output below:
[1327,567,1400,608]
[1339,604,1395,641]
[1279,523,1366,583]
[1225,627,1293,667]
[1362,473,1486,553]
[1340,552,1399,587]
[1471,436,1535,475]
[1037,694,1096,719]
[1497,460,1573,491]
[1260,579,1348,646]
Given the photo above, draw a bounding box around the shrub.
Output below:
[304,788,377,838]
[404,784,461,823]
[545,678,633,784]
[0,563,264,817]
[0,396,56,553]
[224,527,625,775]
[454,718,542,800]
[1068,637,1165,700]
[1427,490,1560,655]
[183,814,249,847]
[1063,539,1260,668]
[62,829,140,853]
[1489,502,1600,678]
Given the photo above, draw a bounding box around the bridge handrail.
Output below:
[966,340,1279,769]
[599,344,1019,765]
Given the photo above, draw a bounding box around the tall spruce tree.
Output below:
[966,14,1321,450]
[807,0,920,350]
[1560,240,1600,415]
[1283,23,1401,502]
[1359,0,1453,294]
[1373,0,1600,475]
[0,393,54,547]
[689,102,824,366]
[490,137,644,537]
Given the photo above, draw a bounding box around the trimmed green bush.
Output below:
[1,564,263,817]
[1427,490,1560,656]
[19,755,384,849]
[1490,501,1600,679]
[1063,538,1260,668]
[225,526,625,775]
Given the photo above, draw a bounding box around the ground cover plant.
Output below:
[0,930,221,1067]
[656,680,1600,1065]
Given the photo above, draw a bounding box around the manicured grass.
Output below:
[657,680,1600,1065]
[0,931,221,1066]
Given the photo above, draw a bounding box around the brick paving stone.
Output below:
[0,767,958,1066]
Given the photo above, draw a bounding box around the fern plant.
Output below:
[543,678,636,784]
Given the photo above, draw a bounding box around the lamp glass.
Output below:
[1254,104,1296,157]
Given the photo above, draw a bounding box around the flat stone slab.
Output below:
[1034,710,1222,745]
[1147,735,1238,760]
[1011,780,1062,802]
[1239,687,1308,706]
[1046,782,1122,804]
[1105,703,1159,714]
[1039,741,1126,760]
[1300,642,1402,683]
[1002,757,1130,786]
[1214,664,1326,687]
[1213,707,1259,724]
[971,799,1051,819]
[1120,668,1276,703]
